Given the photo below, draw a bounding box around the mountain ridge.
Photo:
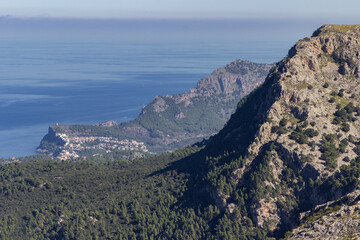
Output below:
[38,59,272,160]
[194,24,360,237]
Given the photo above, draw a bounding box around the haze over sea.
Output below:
[0,18,320,158]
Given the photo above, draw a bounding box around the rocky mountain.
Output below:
[190,24,360,238]
[38,59,272,159]
[1,24,360,239]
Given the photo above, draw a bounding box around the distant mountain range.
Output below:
[37,59,272,160]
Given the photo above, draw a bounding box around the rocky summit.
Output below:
[195,24,360,238]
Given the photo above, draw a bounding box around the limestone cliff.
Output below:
[193,25,360,238]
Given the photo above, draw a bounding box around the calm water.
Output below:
[0,35,296,158]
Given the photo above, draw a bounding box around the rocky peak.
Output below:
[246,24,360,176]
[312,24,360,37]
[195,59,272,96]
[287,24,360,77]
[145,60,272,111]
[200,25,360,238]
[96,120,118,127]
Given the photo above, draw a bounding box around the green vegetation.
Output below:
[301,205,342,228]
[329,25,360,32]
[39,96,240,155]
[332,103,359,131]
[321,156,360,194]
[0,145,232,240]
[304,128,319,138]
[80,149,152,163]
[289,126,308,144]
[354,145,360,156]
[271,118,289,135]
[339,139,349,153]
[319,134,339,171]
[337,89,345,97]
[135,97,225,138]
[0,138,280,239]
[289,124,318,145]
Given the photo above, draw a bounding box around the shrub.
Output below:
[271,126,279,133]
[339,140,348,153]
[304,128,319,138]
[337,89,344,97]
[279,118,288,127]
[334,109,347,117]
[332,117,342,124]
[323,82,329,88]
[348,135,355,143]
[278,128,289,134]
[329,97,336,103]
[308,140,316,146]
[341,123,350,132]
[332,103,358,126]
[320,134,339,171]
[289,126,308,144]
[301,121,309,128]
[344,103,355,113]
[325,134,338,142]
[354,146,360,156]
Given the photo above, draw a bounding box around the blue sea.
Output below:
[0,18,319,158]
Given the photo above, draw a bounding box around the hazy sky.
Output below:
[2,0,360,19]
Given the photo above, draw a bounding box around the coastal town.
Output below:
[55,133,149,160]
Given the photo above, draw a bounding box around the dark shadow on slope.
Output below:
[146,63,285,238]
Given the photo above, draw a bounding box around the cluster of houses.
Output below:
[55,134,148,160]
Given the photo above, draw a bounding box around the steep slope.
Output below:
[38,60,272,159]
[288,188,360,239]
[190,24,360,238]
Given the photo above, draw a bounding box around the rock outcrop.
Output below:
[289,188,360,239]
[96,120,118,127]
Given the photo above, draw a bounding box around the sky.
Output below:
[0,0,359,42]
[1,0,360,20]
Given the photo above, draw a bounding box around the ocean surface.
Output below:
[0,19,318,158]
